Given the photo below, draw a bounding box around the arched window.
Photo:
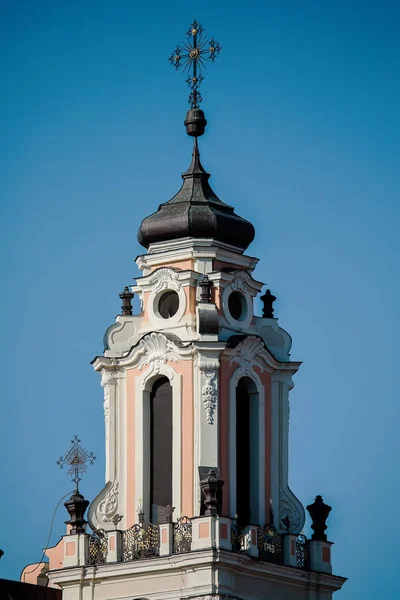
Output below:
[150,377,173,524]
[236,377,259,525]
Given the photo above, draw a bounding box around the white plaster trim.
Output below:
[149,267,181,293]
[96,332,195,371]
[193,342,225,514]
[147,283,187,328]
[135,238,259,276]
[134,364,182,520]
[228,336,266,378]
[270,373,305,533]
[228,367,265,524]
[202,370,217,424]
[221,336,301,376]
[222,284,253,330]
[98,481,119,523]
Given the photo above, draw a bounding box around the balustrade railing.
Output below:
[295,534,309,570]
[257,524,284,565]
[88,530,108,565]
[122,522,160,561]
[173,516,192,553]
[85,517,309,571]
[230,520,250,553]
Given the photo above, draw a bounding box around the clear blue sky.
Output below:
[1,1,399,598]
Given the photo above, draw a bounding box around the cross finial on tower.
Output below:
[169,20,221,109]
[57,435,96,491]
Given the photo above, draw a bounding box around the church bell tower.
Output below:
[46,20,346,600]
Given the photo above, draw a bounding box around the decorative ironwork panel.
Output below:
[122,523,160,561]
[257,524,283,565]
[230,521,250,553]
[296,534,309,570]
[88,531,108,565]
[173,516,192,553]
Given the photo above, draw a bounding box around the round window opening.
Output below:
[158,290,179,319]
[228,291,246,321]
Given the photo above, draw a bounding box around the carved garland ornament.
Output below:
[98,481,119,522]
[229,335,266,378]
[149,268,180,294]
[202,371,217,424]
[101,370,119,440]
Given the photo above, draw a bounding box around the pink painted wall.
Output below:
[148,259,194,272]
[175,359,194,516]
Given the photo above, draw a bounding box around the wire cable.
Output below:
[22,489,75,579]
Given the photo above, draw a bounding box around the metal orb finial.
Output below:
[169,19,221,109]
[57,435,96,491]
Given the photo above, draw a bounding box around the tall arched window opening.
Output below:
[150,377,173,524]
[236,377,259,526]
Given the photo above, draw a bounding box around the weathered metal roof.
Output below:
[137,139,255,251]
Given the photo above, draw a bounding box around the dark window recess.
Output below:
[150,377,173,524]
[228,291,244,320]
[236,379,251,526]
[158,290,179,319]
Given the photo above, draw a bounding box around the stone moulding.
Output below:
[279,487,305,534]
[231,270,251,293]
[228,335,266,378]
[98,481,119,523]
[201,370,217,424]
[149,267,181,293]
[100,369,121,440]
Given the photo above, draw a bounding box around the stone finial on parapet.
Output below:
[64,491,90,534]
[260,289,276,318]
[199,274,213,303]
[306,495,332,542]
[119,286,134,316]
[200,469,224,516]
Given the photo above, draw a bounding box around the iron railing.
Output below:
[85,518,309,571]
[173,516,192,553]
[88,530,108,565]
[230,520,251,553]
[257,524,284,565]
[122,522,160,561]
[295,534,309,570]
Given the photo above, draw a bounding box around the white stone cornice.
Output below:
[93,333,195,374]
[120,332,195,373]
[207,269,264,295]
[47,548,347,593]
[135,238,259,275]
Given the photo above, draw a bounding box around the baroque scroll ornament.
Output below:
[149,268,180,294]
[231,270,251,293]
[202,371,217,424]
[136,332,182,379]
[280,488,301,533]
[98,481,119,522]
[229,335,266,377]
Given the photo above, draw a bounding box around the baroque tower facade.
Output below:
[43,22,346,600]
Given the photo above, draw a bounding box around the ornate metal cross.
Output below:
[169,20,221,108]
[57,435,96,490]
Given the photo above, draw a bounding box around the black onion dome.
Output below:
[137,140,255,251]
